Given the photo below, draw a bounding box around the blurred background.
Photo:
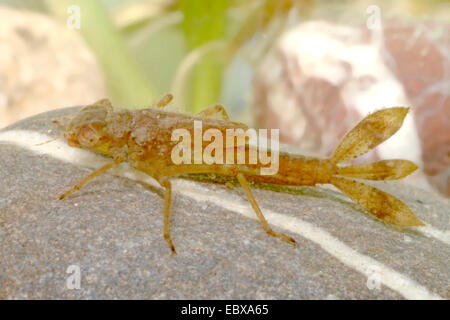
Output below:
[0,0,448,197]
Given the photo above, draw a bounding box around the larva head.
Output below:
[63,99,113,155]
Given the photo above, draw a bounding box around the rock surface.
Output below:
[0,108,449,299]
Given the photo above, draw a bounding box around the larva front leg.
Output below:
[59,156,124,200]
[236,173,297,246]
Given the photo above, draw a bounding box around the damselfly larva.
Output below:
[51,95,424,253]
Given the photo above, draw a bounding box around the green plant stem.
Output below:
[180,0,228,113]
[47,0,157,108]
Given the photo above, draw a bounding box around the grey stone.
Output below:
[0,107,449,299]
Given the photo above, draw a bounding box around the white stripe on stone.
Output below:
[0,129,445,300]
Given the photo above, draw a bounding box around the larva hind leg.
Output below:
[157,176,177,254]
[236,173,297,246]
[196,104,230,121]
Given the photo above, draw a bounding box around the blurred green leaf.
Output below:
[180,0,229,113]
[0,0,48,12]
[47,0,158,109]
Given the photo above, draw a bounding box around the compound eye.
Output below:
[77,124,100,147]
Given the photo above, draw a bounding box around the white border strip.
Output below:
[0,129,445,300]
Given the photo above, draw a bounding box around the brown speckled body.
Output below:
[55,96,424,253]
[68,106,337,185]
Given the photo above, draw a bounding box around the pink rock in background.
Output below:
[383,20,450,197]
[0,7,106,129]
[253,19,449,197]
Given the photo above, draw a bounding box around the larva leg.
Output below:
[196,104,230,121]
[157,177,177,254]
[59,157,123,200]
[156,94,173,108]
[92,98,113,108]
[236,173,296,246]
